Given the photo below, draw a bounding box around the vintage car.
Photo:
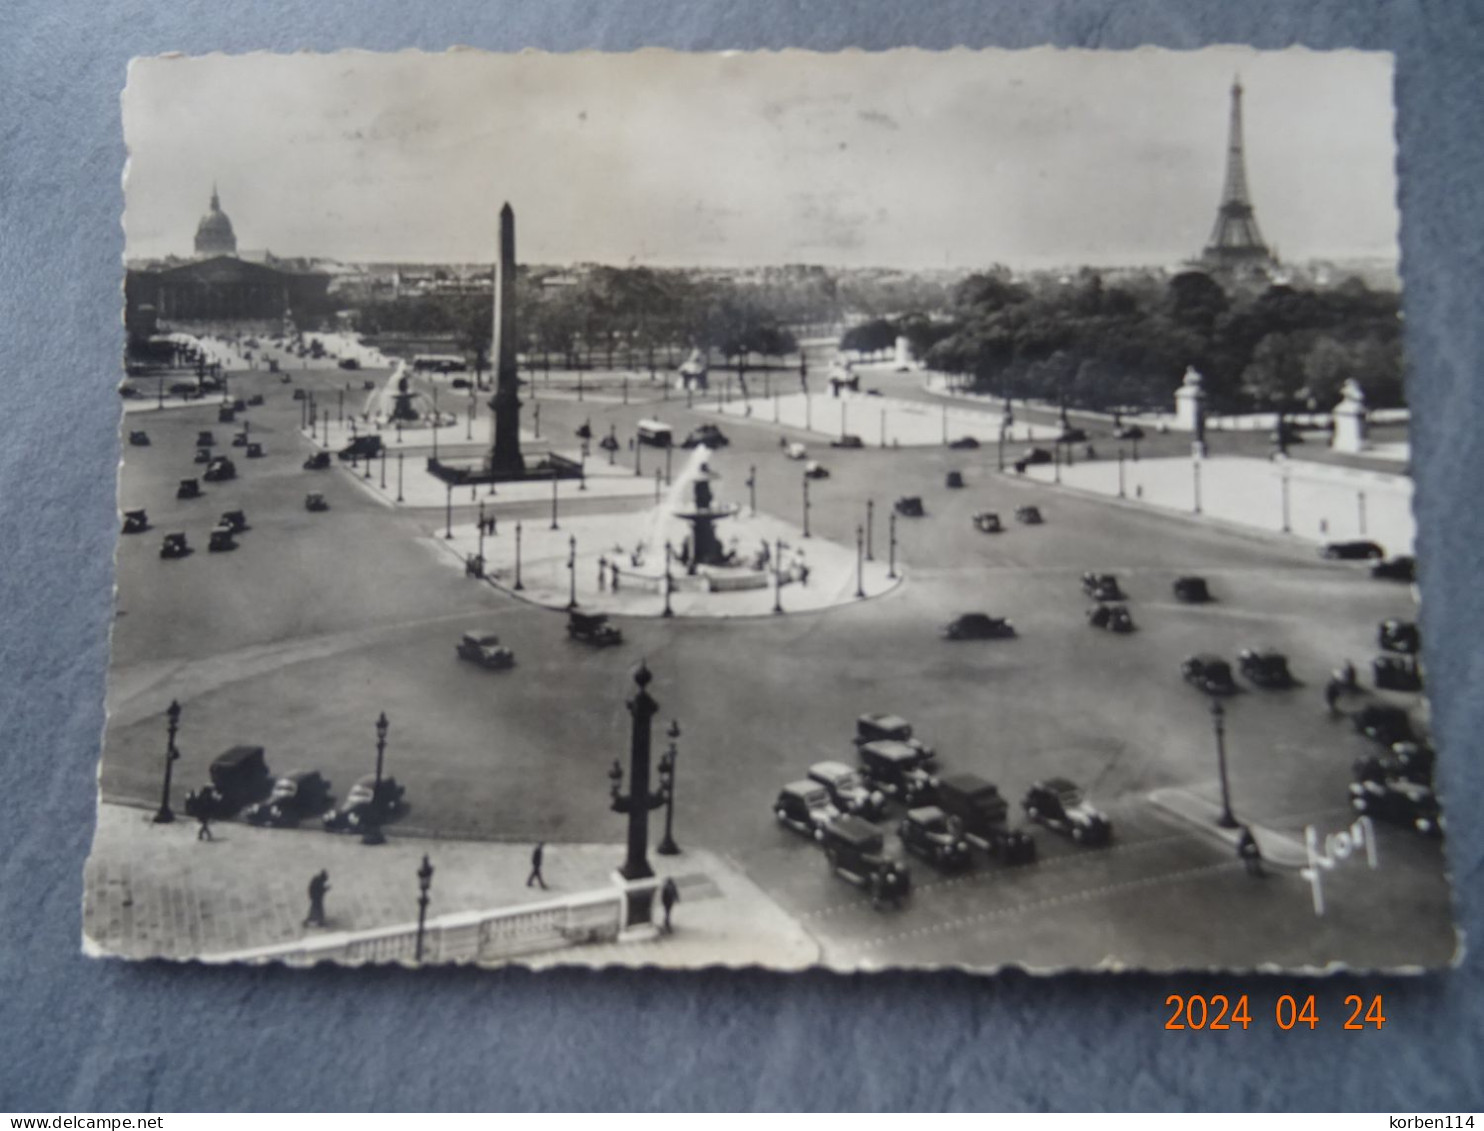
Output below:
[231,431,249,448]
[1081,572,1123,601]
[218,510,247,533]
[894,496,925,517]
[193,448,212,465]
[292,388,307,401]
[1349,778,1443,838]
[934,773,1036,864]
[567,610,623,647]
[456,631,516,670]
[1182,653,1237,696]
[207,527,238,553]
[218,406,237,424]
[1114,424,1145,440]
[244,771,334,828]
[303,452,332,471]
[1018,447,1054,468]
[972,511,1003,534]
[898,806,972,871]
[773,780,841,840]
[184,745,274,820]
[1014,505,1043,525]
[128,430,150,447]
[176,476,203,500]
[829,434,864,450]
[247,394,265,407]
[1238,648,1294,689]
[1058,426,1089,444]
[323,774,406,829]
[1320,540,1385,561]
[854,713,935,765]
[682,424,730,449]
[159,532,190,559]
[305,492,330,512]
[246,442,265,459]
[803,460,830,480]
[169,382,200,399]
[1373,654,1423,692]
[1372,555,1416,583]
[1354,704,1416,747]
[944,613,1015,641]
[203,456,237,482]
[818,815,912,908]
[196,431,216,448]
[807,760,887,820]
[1022,778,1112,846]
[945,470,965,489]
[1087,604,1135,633]
[1354,741,1435,787]
[449,377,469,389]
[785,442,808,461]
[338,357,361,370]
[121,509,149,535]
[858,740,938,806]
[339,435,384,461]
[1378,619,1420,655]
[1173,575,1212,603]
[947,435,981,450]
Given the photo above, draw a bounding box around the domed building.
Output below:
[193,186,238,257]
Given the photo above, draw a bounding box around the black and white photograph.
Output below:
[88,46,1456,973]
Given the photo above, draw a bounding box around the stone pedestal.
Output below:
[1174,366,1207,435]
[894,335,911,369]
[1332,379,1369,453]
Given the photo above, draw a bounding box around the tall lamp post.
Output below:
[608,663,669,927]
[1117,447,1126,498]
[153,699,182,824]
[747,466,757,515]
[431,387,440,461]
[656,720,682,855]
[773,537,788,615]
[514,521,525,590]
[1280,467,1291,534]
[662,541,675,618]
[362,712,390,846]
[802,473,811,538]
[396,451,405,503]
[855,524,866,599]
[477,500,487,563]
[380,447,387,490]
[567,535,578,610]
[415,854,434,962]
[444,482,454,538]
[550,474,560,531]
[1192,455,1203,515]
[1211,700,1237,829]
[865,500,875,561]
[887,511,898,580]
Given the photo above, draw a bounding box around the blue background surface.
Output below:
[1,0,1480,1112]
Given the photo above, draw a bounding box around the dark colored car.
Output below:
[303,452,331,470]
[247,394,265,407]
[829,434,864,450]
[1378,619,1420,655]
[1082,572,1123,601]
[858,740,938,806]
[1321,540,1385,561]
[1173,576,1211,603]
[854,713,934,765]
[305,492,329,512]
[972,511,1002,533]
[1015,505,1043,525]
[1021,778,1112,846]
[1354,741,1435,787]
[1354,704,1415,747]
[682,424,731,449]
[203,456,236,482]
[567,610,623,647]
[128,430,150,446]
[808,760,887,820]
[894,496,925,517]
[121,509,149,535]
[1238,648,1293,689]
[339,435,383,461]
[323,774,407,832]
[292,388,307,401]
[196,431,216,447]
[232,431,249,448]
[1372,555,1416,583]
[159,532,190,559]
[246,442,265,459]
[1058,427,1089,444]
[934,773,1036,864]
[193,447,212,465]
[218,406,237,424]
[1182,653,1237,695]
[1373,654,1423,692]
[450,377,470,389]
[819,815,912,908]
[947,435,981,450]
[945,471,965,489]
[185,745,273,820]
[898,806,972,870]
[219,510,247,533]
[456,631,515,670]
[245,771,334,828]
[1087,604,1135,633]
[1114,424,1145,440]
[1019,447,1053,467]
[1348,778,1443,837]
[944,613,1015,641]
[208,528,237,553]
[773,780,841,840]
[338,357,361,370]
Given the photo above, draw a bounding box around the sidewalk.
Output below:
[83,801,819,968]
[1148,786,1310,869]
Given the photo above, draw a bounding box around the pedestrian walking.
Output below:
[611,563,621,592]
[1340,660,1358,690]
[526,842,548,890]
[1324,677,1343,716]
[304,869,330,927]
[660,876,680,933]
[1237,827,1265,878]
[598,555,608,591]
[196,812,213,842]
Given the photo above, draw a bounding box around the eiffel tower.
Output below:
[1202,77,1274,268]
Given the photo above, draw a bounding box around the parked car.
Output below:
[203,456,236,482]
[1014,447,1053,473]
[1082,572,1123,601]
[305,492,329,512]
[292,388,307,401]
[898,806,972,870]
[1114,424,1145,440]
[184,745,273,820]
[854,713,935,765]
[858,740,937,806]
[1354,741,1435,787]
[128,430,150,446]
[338,357,361,370]
[1058,427,1089,444]
[1087,603,1135,633]
[159,532,190,559]
[1014,505,1043,525]
[1182,653,1237,695]
[829,434,863,450]
[1378,619,1420,655]
[303,452,331,470]
[323,774,407,832]
[894,496,925,517]
[947,435,981,450]
[945,470,965,489]
[1372,555,1416,583]
[1021,778,1112,846]
[193,448,212,465]
[773,781,841,840]
[245,771,334,828]
[247,394,265,407]
[196,431,216,447]
[207,528,238,553]
[567,610,623,647]
[818,815,912,907]
[944,613,1015,640]
[456,631,516,670]
[1373,654,1423,692]
[807,760,887,820]
[339,435,383,461]
[1321,540,1385,561]
[803,460,830,480]
[1173,576,1212,603]
[231,431,249,448]
[785,442,808,460]
[1238,648,1294,689]
[934,773,1036,864]
[121,509,149,535]
[218,406,237,424]
[246,442,265,459]
[450,377,470,389]
[972,511,1002,534]
[219,510,247,533]
[1349,778,1443,837]
[1354,704,1415,747]
[682,424,730,449]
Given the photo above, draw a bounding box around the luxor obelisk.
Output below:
[489,202,525,477]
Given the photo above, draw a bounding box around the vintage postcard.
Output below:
[87,47,1456,972]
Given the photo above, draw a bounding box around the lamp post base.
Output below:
[360,824,386,846]
[152,808,175,825]
[657,835,679,856]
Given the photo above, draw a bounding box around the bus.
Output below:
[636,420,673,447]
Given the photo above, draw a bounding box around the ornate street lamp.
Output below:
[662,541,675,618]
[887,511,898,580]
[550,474,560,531]
[609,663,669,926]
[773,537,788,615]
[657,720,682,856]
[153,699,182,824]
[534,402,542,440]
[1211,700,1237,829]
[466,393,474,440]
[396,450,405,503]
[802,473,811,538]
[415,854,434,962]
[1357,490,1367,537]
[477,500,487,563]
[380,447,387,490]
[1192,455,1203,515]
[635,434,644,478]
[1280,468,1291,534]
[865,499,875,562]
[665,444,673,486]
[444,482,454,539]
[567,535,578,610]
[1117,447,1126,497]
[997,424,1007,472]
[747,466,757,515]
[855,524,866,599]
[431,386,440,461]
[362,711,390,846]
[514,521,525,590]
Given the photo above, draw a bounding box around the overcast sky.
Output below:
[123,47,1397,269]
